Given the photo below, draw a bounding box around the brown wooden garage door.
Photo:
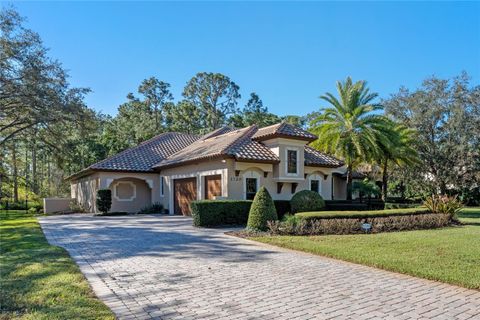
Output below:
[204,175,222,200]
[174,177,197,216]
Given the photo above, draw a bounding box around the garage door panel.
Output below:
[174,178,197,216]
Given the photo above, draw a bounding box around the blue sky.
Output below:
[9,1,480,117]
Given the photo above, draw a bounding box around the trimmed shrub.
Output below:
[291,190,325,213]
[297,208,429,220]
[95,211,128,216]
[96,189,112,214]
[325,202,368,211]
[191,200,252,227]
[385,202,420,209]
[273,200,291,220]
[267,212,451,235]
[325,200,384,211]
[191,199,292,227]
[138,202,164,214]
[247,187,278,231]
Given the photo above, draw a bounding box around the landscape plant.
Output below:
[138,202,164,214]
[423,195,463,222]
[96,189,112,214]
[291,190,325,213]
[309,77,396,200]
[246,187,278,231]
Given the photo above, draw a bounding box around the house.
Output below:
[69,122,350,215]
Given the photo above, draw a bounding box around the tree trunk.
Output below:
[346,165,353,200]
[47,154,51,195]
[11,142,18,202]
[382,160,388,201]
[32,135,38,194]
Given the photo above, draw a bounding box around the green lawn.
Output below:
[0,210,114,320]
[252,208,480,290]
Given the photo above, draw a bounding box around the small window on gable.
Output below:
[311,180,320,193]
[160,176,165,196]
[287,149,298,174]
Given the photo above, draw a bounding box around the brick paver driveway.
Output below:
[39,214,480,320]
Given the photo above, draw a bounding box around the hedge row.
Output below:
[384,202,421,209]
[268,212,451,235]
[325,200,385,211]
[297,208,429,220]
[191,200,291,227]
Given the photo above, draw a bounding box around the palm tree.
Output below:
[376,124,419,200]
[310,77,393,200]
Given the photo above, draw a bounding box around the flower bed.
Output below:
[268,209,453,235]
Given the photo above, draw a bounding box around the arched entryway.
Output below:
[108,177,152,213]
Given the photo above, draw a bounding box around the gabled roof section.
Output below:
[252,122,318,142]
[304,146,344,168]
[154,126,280,169]
[69,132,199,179]
[200,126,237,140]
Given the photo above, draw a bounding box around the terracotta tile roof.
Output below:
[200,127,237,140]
[225,128,281,163]
[252,122,318,142]
[304,146,344,168]
[154,126,280,169]
[71,122,342,178]
[89,132,200,172]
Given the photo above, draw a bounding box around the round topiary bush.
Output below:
[291,190,325,213]
[247,186,278,231]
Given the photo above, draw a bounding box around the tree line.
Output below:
[1,7,479,206]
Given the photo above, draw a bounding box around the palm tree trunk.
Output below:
[346,165,353,200]
[382,160,388,201]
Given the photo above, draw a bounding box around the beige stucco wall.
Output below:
[262,138,307,181]
[43,198,74,214]
[70,152,348,213]
[71,171,159,213]
[333,176,347,200]
[109,177,152,213]
[70,172,100,212]
[228,163,345,201]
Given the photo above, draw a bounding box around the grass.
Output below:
[251,208,480,290]
[297,207,428,219]
[0,210,115,320]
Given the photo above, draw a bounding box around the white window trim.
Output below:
[243,170,261,200]
[285,147,299,176]
[308,174,323,195]
[113,181,137,202]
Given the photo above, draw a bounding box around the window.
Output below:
[160,176,165,196]
[113,181,136,201]
[287,149,298,174]
[309,174,323,195]
[246,178,258,200]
